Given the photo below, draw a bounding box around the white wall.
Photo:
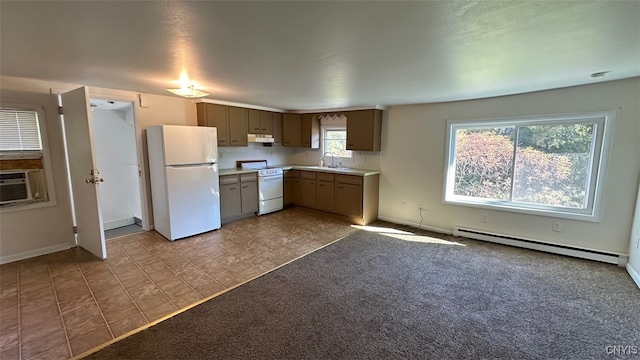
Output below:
[3,75,638,265]
[379,78,640,255]
[0,76,197,263]
[92,107,141,229]
[0,79,76,262]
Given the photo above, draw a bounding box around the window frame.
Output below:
[443,110,615,222]
[0,103,57,213]
[320,115,353,165]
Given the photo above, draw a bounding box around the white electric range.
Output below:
[240,161,284,215]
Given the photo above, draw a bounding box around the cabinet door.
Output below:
[220,183,241,219]
[300,178,317,208]
[228,106,248,146]
[284,177,295,205]
[335,183,363,217]
[346,109,382,151]
[316,180,335,211]
[282,113,301,147]
[197,103,229,147]
[241,180,258,214]
[301,114,320,148]
[272,112,282,145]
[248,109,261,134]
[260,111,273,135]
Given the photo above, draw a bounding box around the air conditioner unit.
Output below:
[0,170,32,204]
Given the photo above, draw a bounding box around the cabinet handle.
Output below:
[319,184,324,187]
[242,185,248,189]
[338,186,344,189]
[231,140,238,143]
[229,187,236,190]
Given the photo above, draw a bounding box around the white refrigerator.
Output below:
[147,125,221,241]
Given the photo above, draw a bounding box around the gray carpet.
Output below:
[86,226,640,359]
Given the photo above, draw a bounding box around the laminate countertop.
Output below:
[219,165,380,177]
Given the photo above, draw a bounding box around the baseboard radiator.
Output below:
[453,227,625,266]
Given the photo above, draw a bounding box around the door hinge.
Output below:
[73,226,77,234]
[58,106,64,115]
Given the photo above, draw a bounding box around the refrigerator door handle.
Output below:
[168,163,216,168]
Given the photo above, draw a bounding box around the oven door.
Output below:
[258,174,283,201]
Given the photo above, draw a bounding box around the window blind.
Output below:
[0,108,43,151]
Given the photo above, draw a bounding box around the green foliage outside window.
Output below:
[453,123,594,208]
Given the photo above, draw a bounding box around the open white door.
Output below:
[61,87,107,259]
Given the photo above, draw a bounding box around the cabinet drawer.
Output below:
[300,171,316,179]
[220,175,239,185]
[240,173,257,182]
[335,174,362,185]
[317,173,334,182]
[284,170,299,178]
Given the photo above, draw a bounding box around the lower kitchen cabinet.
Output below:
[299,171,317,208]
[284,170,300,205]
[240,173,258,214]
[220,173,258,222]
[289,170,379,225]
[316,173,335,212]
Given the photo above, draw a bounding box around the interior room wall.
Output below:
[0,78,76,263]
[0,76,197,262]
[92,107,140,230]
[379,77,640,256]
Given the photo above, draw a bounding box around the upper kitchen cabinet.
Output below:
[248,110,274,135]
[346,109,382,151]
[196,103,229,146]
[272,112,282,145]
[301,114,320,149]
[228,106,249,146]
[282,113,302,147]
[196,103,248,147]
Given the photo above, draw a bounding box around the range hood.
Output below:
[247,134,274,143]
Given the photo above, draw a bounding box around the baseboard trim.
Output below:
[377,215,453,235]
[454,226,622,265]
[0,243,74,265]
[104,217,136,230]
[627,263,640,289]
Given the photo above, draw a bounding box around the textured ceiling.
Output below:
[1,1,639,111]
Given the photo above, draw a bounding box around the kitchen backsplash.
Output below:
[217,144,292,169]
[218,144,381,170]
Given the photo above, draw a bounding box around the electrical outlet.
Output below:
[481,213,488,222]
[401,201,406,208]
[552,221,562,232]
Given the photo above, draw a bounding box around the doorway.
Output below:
[89,98,144,239]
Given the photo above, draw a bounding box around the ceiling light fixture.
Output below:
[166,83,210,98]
[167,72,210,98]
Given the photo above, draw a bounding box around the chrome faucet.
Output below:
[322,152,336,168]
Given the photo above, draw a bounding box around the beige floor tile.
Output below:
[135,292,177,322]
[6,207,356,359]
[0,346,19,360]
[60,303,107,341]
[25,343,70,360]
[68,327,112,357]
[20,315,66,359]
[109,313,148,338]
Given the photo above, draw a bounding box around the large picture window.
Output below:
[444,111,614,221]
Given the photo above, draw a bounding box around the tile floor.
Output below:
[0,207,357,360]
